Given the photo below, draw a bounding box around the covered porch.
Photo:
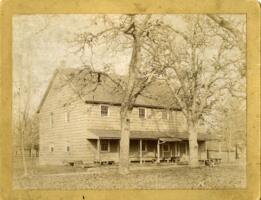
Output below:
[129,138,189,164]
[86,129,218,165]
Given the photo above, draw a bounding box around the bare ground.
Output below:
[13,163,246,189]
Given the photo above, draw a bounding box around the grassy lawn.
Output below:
[13,162,246,189]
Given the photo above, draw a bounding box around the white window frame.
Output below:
[138,108,146,119]
[100,105,109,117]
[100,140,110,152]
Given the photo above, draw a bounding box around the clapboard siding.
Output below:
[39,73,187,165]
[85,104,187,132]
[39,74,94,165]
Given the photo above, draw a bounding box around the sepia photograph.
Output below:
[12,14,247,189]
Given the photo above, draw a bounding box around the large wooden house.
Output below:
[37,68,218,165]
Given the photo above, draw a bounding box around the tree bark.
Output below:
[188,122,199,167]
[119,106,131,174]
[118,31,141,174]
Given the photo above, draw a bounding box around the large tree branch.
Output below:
[165,80,188,118]
[207,14,245,53]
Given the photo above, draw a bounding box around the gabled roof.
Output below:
[37,68,180,113]
[37,70,59,113]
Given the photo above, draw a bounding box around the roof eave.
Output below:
[36,69,59,114]
[84,100,182,111]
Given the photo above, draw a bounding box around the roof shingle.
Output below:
[59,68,180,110]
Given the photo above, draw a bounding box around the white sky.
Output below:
[12,14,245,114]
[12,14,187,113]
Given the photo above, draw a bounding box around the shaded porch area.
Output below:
[86,129,219,165]
[129,139,189,164]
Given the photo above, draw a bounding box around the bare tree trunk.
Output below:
[225,128,231,162]
[21,130,28,177]
[18,87,28,177]
[119,106,131,174]
[227,131,231,162]
[118,32,141,174]
[227,149,230,162]
[188,122,199,167]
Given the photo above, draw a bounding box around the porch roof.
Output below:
[159,138,182,142]
[86,129,220,141]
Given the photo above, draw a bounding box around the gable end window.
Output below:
[64,141,70,152]
[66,145,70,152]
[101,105,109,117]
[139,108,146,119]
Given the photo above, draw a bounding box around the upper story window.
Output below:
[65,111,70,123]
[147,109,153,119]
[162,110,168,120]
[169,111,174,120]
[139,108,146,119]
[101,105,109,117]
[50,112,54,128]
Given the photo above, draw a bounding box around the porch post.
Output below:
[205,141,208,159]
[157,139,160,163]
[97,139,101,164]
[139,139,142,164]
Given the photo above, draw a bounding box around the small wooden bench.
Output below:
[129,157,156,163]
[63,160,84,167]
[200,158,222,166]
[212,158,222,164]
[94,160,115,165]
[161,157,171,163]
[170,156,180,163]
